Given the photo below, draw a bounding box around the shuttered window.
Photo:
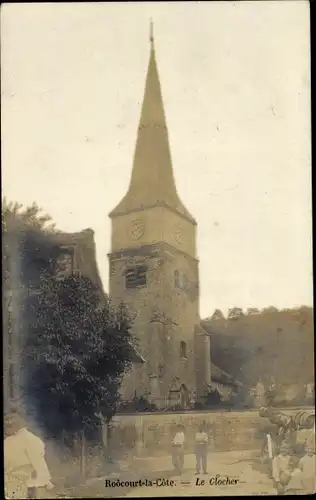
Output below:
[125,265,147,288]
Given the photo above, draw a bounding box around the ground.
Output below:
[57,450,309,498]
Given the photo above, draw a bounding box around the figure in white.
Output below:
[4,411,54,499]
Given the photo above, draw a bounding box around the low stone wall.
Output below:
[109,408,314,457]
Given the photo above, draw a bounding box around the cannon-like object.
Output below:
[259,407,315,470]
[292,411,315,430]
[259,407,315,431]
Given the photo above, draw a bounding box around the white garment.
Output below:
[299,454,316,488]
[272,454,291,482]
[266,434,273,458]
[4,428,51,488]
[195,431,208,444]
[173,431,185,445]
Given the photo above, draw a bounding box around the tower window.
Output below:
[174,270,180,288]
[180,341,187,359]
[125,265,147,288]
[183,274,189,291]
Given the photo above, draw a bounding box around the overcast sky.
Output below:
[1,1,312,317]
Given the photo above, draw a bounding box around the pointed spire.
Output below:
[149,18,154,49]
[110,25,195,224]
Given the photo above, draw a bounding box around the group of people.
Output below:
[172,423,209,475]
[4,410,315,497]
[272,440,315,495]
[4,411,54,499]
[171,422,315,496]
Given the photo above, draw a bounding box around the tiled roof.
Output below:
[211,363,243,387]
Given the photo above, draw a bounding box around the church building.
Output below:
[108,25,211,408]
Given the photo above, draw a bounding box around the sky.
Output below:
[1,1,312,317]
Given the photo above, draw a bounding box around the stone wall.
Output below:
[109,243,200,404]
[109,408,314,457]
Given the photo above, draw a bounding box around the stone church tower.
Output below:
[108,25,211,408]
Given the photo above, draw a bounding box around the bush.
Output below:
[118,396,158,413]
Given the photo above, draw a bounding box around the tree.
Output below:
[211,309,225,321]
[262,306,279,314]
[246,308,260,315]
[202,304,314,396]
[204,388,222,407]
[2,198,57,410]
[228,307,244,320]
[118,395,158,413]
[2,197,135,439]
[2,198,55,287]
[2,197,55,232]
[21,274,136,440]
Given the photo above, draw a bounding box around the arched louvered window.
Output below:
[125,265,147,288]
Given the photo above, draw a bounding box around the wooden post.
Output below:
[102,418,108,449]
[95,412,108,457]
[80,430,86,478]
[135,414,144,456]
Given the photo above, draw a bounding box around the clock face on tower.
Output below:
[173,223,183,245]
[130,219,145,240]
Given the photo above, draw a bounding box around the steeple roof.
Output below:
[110,24,195,224]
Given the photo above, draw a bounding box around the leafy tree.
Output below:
[22,274,136,439]
[227,307,244,319]
[118,396,158,413]
[204,388,222,407]
[1,198,136,438]
[203,304,314,397]
[2,198,55,287]
[2,197,55,232]
[262,306,279,314]
[211,309,225,321]
[2,198,57,410]
[246,308,260,315]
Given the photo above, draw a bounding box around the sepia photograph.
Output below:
[2,1,314,498]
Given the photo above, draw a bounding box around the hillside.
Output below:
[202,306,314,394]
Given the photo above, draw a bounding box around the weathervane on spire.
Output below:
[150,18,154,48]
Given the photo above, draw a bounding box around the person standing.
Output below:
[172,425,185,475]
[272,442,292,495]
[4,411,54,499]
[299,444,316,494]
[195,424,208,475]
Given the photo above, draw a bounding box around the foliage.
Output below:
[227,307,244,319]
[2,197,55,234]
[202,306,314,396]
[211,309,225,321]
[2,197,55,287]
[22,274,136,437]
[118,395,158,413]
[204,388,222,407]
[261,306,279,314]
[246,308,260,315]
[3,198,136,438]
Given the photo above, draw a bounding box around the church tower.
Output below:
[108,24,211,408]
